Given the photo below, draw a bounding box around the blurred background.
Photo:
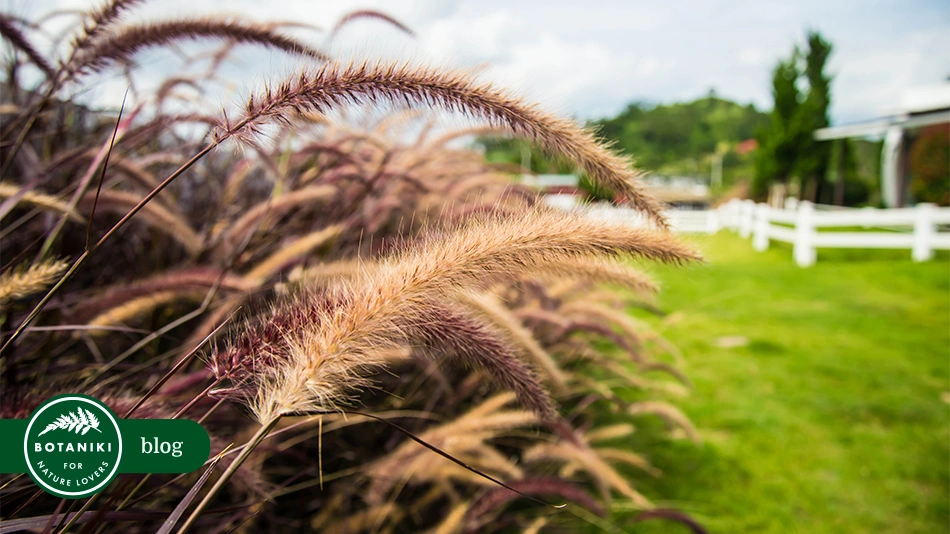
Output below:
[9,0,949,207]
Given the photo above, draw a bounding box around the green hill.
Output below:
[591,93,768,181]
[479,93,769,194]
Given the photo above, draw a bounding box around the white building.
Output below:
[815,83,950,207]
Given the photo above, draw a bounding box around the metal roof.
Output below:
[815,110,950,140]
[815,83,950,141]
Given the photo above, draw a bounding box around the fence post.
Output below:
[793,201,816,267]
[705,209,720,234]
[860,206,875,229]
[912,203,936,262]
[739,199,754,238]
[752,204,770,251]
[725,198,740,231]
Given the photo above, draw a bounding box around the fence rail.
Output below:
[713,199,950,266]
[571,198,950,267]
[582,203,722,234]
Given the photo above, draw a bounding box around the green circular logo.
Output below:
[24,394,123,499]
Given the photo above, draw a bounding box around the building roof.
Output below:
[815,83,950,141]
[896,83,950,115]
[735,138,758,155]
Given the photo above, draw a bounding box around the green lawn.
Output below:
[615,233,950,533]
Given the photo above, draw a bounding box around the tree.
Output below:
[754,52,804,197]
[797,32,834,201]
[591,97,766,180]
[480,95,768,197]
[754,31,834,201]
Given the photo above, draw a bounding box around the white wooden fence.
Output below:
[568,197,950,267]
[714,199,950,267]
[580,203,723,234]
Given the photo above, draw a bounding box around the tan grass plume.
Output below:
[0,182,85,223]
[0,15,55,77]
[226,61,670,227]
[70,18,328,76]
[78,189,202,255]
[0,259,69,304]
[227,208,697,423]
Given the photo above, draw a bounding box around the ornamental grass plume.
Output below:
[68,18,329,78]
[218,208,697,423]
[77,189,202,254]
[0,259,69,304]
[68,267,255,324]
[365,393,537,504]
[463,477,606,532]
[67,0,145,60]
[524,430,653,506]
[0,2,708,531]
[224,61,669,227]
[458,291,569,389]
[629,400,701,442]
[0,15,55,77]
[0,182,85,222]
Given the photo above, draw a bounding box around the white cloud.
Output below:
[830,27,948,121]
[5,0,948,124]
[739,48,767,66]
[423,10,521,63]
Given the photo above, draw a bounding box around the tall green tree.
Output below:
[754,31,834,200]
[797,32,834,200]
[754,51,804,196]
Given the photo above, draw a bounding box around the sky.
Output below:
[5,0,949,125]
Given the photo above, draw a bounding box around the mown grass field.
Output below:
[615,232,949,533]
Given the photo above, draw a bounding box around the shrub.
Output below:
[909,125,950,206]
[0,3,703,532]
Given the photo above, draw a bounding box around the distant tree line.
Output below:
[479,94,769,199]
[481,30,942,207]
[590,93,767,176]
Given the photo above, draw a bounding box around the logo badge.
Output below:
[23,394,123,499]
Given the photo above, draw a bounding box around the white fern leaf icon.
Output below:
[37,415,68,437]
[36,409,103,436]
[82,408,101,435]
[66,412,80,433]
